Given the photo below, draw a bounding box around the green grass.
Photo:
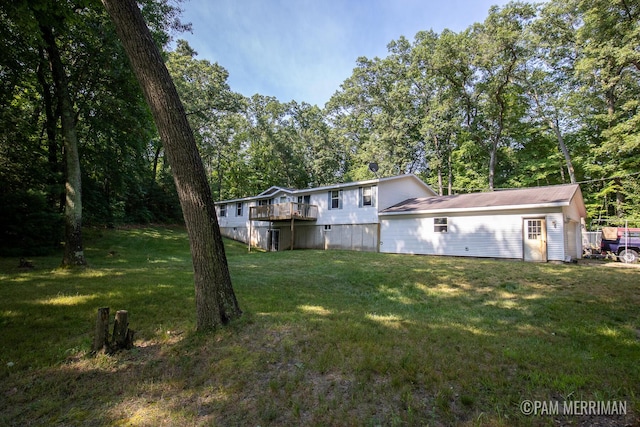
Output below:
[1,226,639,426]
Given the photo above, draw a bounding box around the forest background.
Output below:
[1,0,639,256]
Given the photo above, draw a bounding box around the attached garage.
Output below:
[379,184,587,262]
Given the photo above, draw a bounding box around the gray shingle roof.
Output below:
[381,184,581,214]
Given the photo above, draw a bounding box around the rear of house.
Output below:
[216,177,587,262]
[215,174,436,252]
[378,184,587,262]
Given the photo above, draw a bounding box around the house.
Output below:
[379,184,586,262]
[215,176,587,262]
[215,174,436,252]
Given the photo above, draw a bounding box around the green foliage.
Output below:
[0,190,62,256]
[2,0,640,258]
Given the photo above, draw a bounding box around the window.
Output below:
[324,225,332,231]
[329,190,342,209]
[298,195,311,205]
[236,202,243,217]
[527,220,542,240]
[434,217,448,233]
[359,185,376,207]
[219,204,227,217]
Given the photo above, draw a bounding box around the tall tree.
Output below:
[101,0,241,330]
[471,3,537,190]
[411,30,462,195]
[289,101,341,187]
[32,5,87,266]
[525,0,582,184]
[166,40,244,199]
[575,0,640,221]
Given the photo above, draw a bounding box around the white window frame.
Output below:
[359,185,376,207]
[434,217,448,233]
[329,190,342,210]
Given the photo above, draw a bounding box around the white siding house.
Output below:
[379,184,587,262]
[215,174,436,252]
[215,177,587,262]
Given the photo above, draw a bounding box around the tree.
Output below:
[101,0,241,330]
[166,40,245,200]
[30,4,87,266]
[327,48,424,181]
[411,30,462,195]
[525,0,582,184]
[574,0,640,222]
[470,3,537,190]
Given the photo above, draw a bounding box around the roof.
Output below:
[216,174,435,204]
[380,184,583,215]
[257,186,295,197]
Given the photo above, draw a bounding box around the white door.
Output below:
[523,218,547,262]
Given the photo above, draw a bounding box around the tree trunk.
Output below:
[447,151,453,196]
[551,120,576,184]
[36,51,59,204]
[433,136,443,196]
[112,310,134,350]
[92,307,110,353]
[39,23,86,267]
[530,89,576,184]
[101,0,241,330]
[488,140,498,191]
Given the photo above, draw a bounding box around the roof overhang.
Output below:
[379,201,572,217]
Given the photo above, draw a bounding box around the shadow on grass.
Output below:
[1,228,639,426]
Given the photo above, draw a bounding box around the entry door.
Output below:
[268,229,280,252]
[523,218,547,262]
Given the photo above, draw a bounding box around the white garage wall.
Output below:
[380,210,567,261]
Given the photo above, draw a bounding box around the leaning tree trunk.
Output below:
[39,24,86,267]
[101,0,241,330]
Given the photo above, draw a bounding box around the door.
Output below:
[268,229,280,252]
[523,218,547,261]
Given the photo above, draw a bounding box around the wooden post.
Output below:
[92,307,110,353]
[248,214,252,252]
[291,202,295,250]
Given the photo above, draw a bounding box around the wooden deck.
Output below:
[249,202,318,221]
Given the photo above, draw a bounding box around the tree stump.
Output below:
[92,307,135,354]
[112,310,135,350]
[92,307,110,353]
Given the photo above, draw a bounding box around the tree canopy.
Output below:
[2,0,639,257]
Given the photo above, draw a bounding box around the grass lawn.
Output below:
[1,226,639,426]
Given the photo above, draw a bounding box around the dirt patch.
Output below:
[577,259,640,269]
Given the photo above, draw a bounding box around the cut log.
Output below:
[112,310,133,349]
[92,307,110,353]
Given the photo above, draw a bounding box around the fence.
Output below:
[583,231,601,250]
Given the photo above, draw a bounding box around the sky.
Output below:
[175,0,512,107]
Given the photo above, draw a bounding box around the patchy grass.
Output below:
[1,226,639,426]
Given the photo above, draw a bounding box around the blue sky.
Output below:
[175,0,511,107]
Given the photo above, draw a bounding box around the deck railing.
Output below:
[249,202,318,221]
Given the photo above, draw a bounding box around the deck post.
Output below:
[290,202,295,250]
[248,211,252,252]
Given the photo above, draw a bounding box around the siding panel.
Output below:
[381,214,525,259]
